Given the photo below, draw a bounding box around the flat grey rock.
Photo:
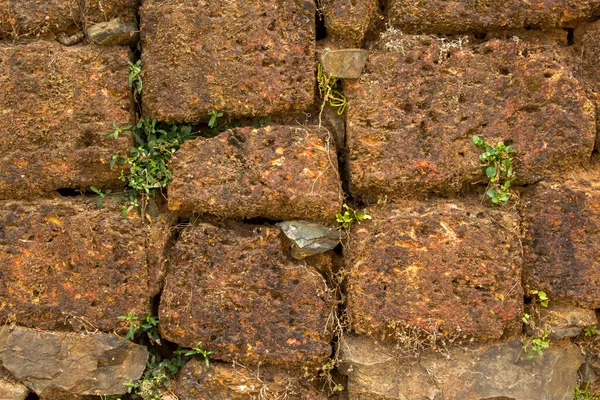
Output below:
[87,19,139,46]
[277,220,340,259]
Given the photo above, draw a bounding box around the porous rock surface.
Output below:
[388,0,600,34]
[345,32,596,200]
[320,0,380,47]
[159,220,335,369]
[175,359,321,400]
[0,41,131,199]
[521,169,600,308]
[140,0,316,121]
[0,326,147,397]
[168,125,342,223]
[0,197,163,332]
[339,334,584,400]
[346,199,523,341]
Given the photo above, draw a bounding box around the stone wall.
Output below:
[0,0,599,399]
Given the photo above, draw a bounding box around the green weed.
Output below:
[336,204,371,229]
[472,135,516,205]
[317,63,347,117]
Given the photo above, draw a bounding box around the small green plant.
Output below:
[336,204,371,229]
[319,358,344,393]
[176,342,214,368]
[472,135,516,205]
[522,331,550,359]
[128,60,143,102]
[520,286,552,360]
[574,380,600,400]
[119,313,161,346]
[584,327,599,337]
[317,63,347,116]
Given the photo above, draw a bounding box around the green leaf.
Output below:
[485,166,497,177]
[472,135,480,144]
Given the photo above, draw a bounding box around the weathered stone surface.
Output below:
[141,0,315,121]
[388,0,600,34]
[87,18,139,46]
[168,125,342,223]
[346,199,523,341]
[0,41,132,199]
[318,49,369,79]
[0,197,161,332]
[0,379,28,400]
[521,172,600,308]
[527,304,598,339]
[0,0,137,39]
[321,0,380,47]
[175,360,321,400]
[0,327,147,397]
[339,334,584,400]
[159,220,335,369]
[277,220,340,259]
[345,33,596,200]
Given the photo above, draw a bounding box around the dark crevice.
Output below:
[566,28,575,46]
[242,216,283,225]
[315,0,327,40]
[25,393,39,400]
[56,188,84,197]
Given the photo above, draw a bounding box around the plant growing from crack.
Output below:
[519,286,551,360]
[336,203,371,230]
[472,135,516,205]
[317,63,347,127]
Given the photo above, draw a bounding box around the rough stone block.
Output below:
[168,125,343,223]
[159,220,335,369]
[339,334,584,400]
[388,0,600,34]
[0,197,166,332]
[321,0,380,47]
[140,0,315,121]
[575,21,600,150]
[345,33,596,200]
[0,41,132,199]
[0,327,147,397]
[521,172,600,308]
[345,199,523,341]
[175,360,321,399]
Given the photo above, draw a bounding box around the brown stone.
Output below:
[521,171,600,308]
[87,18,139,46]
[174,360,322,400]
[0,41,132,200]
[318,49,369,79]
[159,220,335,370]
[527,303,598,339]
[345,199,523,341]
[140,0,316,121]
[345,33,595,201]
[0,197,167,332]
[168,125,343,223]
[321,0,380,47]
[388,0,600,34]
[339,334,584,400]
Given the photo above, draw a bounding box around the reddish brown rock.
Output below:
[0,197,163,332]
[521,171,600,308]
[168,125,342,223]
[0,41,132,199]
[321,0,380,47]
[174,360,321,400]
[140,0,315,121]
[345,199,523,341]
[159,220,335,369]
[388,0,600,34]
[345,33,595,201]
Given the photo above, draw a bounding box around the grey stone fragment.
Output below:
[0,327,148,397]
[56,31,85,46]
[527,304,598,339]
[318,49,369,79]
[277,220,341,259]
[87,19,139,46]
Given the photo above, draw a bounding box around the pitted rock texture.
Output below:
[0,0,137,38]
[345,199,523,341]
[168,125,342,223]
[521,172,600,308]
[321,0,380,47]
[175,360,321,400]
[0,197,162,332]
[141,0,315,121]
[388,0,600,34]
[0,41,131,199]
[0,327,147,397]
[159,220,335,369]
[345,33,596,201]
[339,334,584,400]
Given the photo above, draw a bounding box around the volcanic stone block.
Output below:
[521,174,600,308]
[0,197,159,332]
[168,125,343,223]
[345,33,596,200]
[345,199,523,341]
[339,334,583,400]
[140,0,315,121]
[321,0,380,47]
[159,220,335,369]
[0,41,132,199]
[388,0,600,34]
[175,360,322,400]
[0,327,147,397]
